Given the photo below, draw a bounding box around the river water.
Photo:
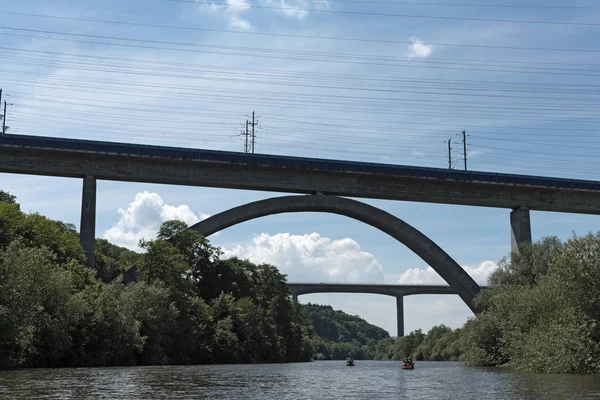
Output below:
[1,361,599,399]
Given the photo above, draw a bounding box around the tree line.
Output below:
[373,325,461,362]
[0,191,316,369]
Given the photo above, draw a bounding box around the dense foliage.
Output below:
[459,235,600,374]
[374,235,600,373]
[301,303,389,359]
[373,325,461,361]
[0,191,315,369]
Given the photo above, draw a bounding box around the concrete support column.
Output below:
[292,294,298,303]
[510,207,532,254]
[80,176,97,268]
[396,296,404,337]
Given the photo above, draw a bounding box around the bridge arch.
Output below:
[188,195,482,312]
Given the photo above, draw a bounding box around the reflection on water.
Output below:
[0,361,599,399]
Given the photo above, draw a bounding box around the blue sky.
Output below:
[1,0,600,335]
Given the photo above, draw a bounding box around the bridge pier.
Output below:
[80,175,96,268]
[396,296,404,337]
[510,207,532,254]
[292,293,298,303]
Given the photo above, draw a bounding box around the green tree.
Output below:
[139,239,192,296]
[460,234,600,373]
[0,201,26,249]
[94,238,141,282]
[121,282,179,365]
[0,242,83,368]
[0,190,17,205]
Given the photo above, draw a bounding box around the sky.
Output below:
[1,0,600,336]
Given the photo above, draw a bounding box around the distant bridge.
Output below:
[287,282,489,337]
[287,281,467,296]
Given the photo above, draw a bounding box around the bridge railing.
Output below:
[2,133,599,191]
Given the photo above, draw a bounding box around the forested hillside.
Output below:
[0,190,315,369]
[301,303,389,359]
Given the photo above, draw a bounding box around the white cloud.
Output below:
[199,0,325,28]
[225,0,253,29]
[397,260,498,285]
[407,37,433,58]
[228,14,253,30]
[103,192,211,251]
[314,0,330,10]
[227,0,251,11]
[201,0,251,13]
[261,0,310,19]
[222,232,384,282]
[198,0,254,30]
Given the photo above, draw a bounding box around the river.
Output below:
[1,361,599,399]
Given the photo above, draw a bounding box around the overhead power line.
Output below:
[4,36,600,79]
[5,57,600,103]
[2,11,600,53]
[6,74,600,126]
[10,91,600,143]
[5,67,600,110]
[5,49,600,88]
[6,45,600,70]
[166,0,600,26]
[9,98,600,156]
[9,104,600,175]
[300,0,600,9]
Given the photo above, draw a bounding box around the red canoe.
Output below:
[401,364,414,370]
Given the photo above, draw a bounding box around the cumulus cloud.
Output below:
[222,232,384,282]
[407,37,433,58]
[397,261,498,285]
[103,192,211,251]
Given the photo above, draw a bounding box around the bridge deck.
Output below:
[287,282,465,287]
[287,282,489,297]
[1,134,599,192]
